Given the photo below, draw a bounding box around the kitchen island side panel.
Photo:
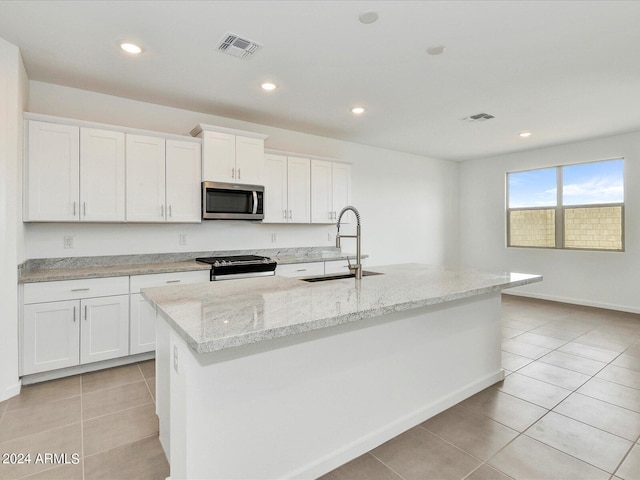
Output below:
[159,292,503,480]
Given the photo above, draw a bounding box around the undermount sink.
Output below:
[301,271,383,282]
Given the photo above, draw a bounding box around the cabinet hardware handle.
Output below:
[232,168,235,179]
[296,269,307,272]
[169,205,172,218]
[165,280,181,284]
[161,205,164,218]
[71,288,90,292]
[73,201,76,217]
[83,202,86,217]
[84,305,88,320]
[238,168,241,180]
[283,210,287,219]
[73,306,76,322]
[289,210,292,219]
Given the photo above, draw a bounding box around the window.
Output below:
[507,159,624,251]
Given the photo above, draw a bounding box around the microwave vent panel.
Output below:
[216,33,263,59]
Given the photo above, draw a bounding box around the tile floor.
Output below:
[0,360,167,480]
[1,295,640,479]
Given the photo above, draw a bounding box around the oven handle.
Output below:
[252,191,258,215]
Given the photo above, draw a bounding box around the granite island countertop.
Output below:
[18,247,363,283]
[142,263,542,355]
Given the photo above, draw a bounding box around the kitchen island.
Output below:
[142,264,541,480]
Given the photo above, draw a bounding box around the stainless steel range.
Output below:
[195,255,277,281]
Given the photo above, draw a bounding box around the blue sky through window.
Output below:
[508,159,624,208]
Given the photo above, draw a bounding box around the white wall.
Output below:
[459,131,640,313]
[0,38,28,401]
[26,81,459,266]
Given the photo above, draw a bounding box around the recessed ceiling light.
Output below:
[359,10,379,24]
[426,45,446,56]
[351,107,365,114]
[120,42,142,54]
[519,132,532,138]
[261,82,277,91]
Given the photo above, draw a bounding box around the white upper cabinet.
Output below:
[25,120,80,221]
[126,134,166,222]
[80,128,125,222]
[287,156,311,224]
[193,124,268,185]
[264,154,310,223]
[310,159,351,224]
[165,139,201,223]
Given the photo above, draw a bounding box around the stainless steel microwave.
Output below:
[202,181,264,220]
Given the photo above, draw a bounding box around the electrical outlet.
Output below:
[173,345,179,373]
[328,232,333,242]
[63,235,74,249]
[179,233,188,246]
[271,233,277,243]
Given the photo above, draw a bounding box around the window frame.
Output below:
[506,158,625,252]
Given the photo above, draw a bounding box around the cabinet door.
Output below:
[310,159,333,224]
[166,139,201,223]
[23,300,80,375]
[235,136,264,185]
[80,128,125,222]
[202,131,235,182]
[126,134,166,222]
[25,121,80,222]
[276,262,324,277]
[129,293,156,355]
[263,154,288,223]
[287,156,311,223]
[332,163,351,219]
[80,295,129,364]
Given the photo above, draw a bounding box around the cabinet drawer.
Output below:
[276,262,325,278]
[23,276,129,304]
[130,270,209,293]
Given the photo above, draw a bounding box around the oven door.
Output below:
[202,181,264,220]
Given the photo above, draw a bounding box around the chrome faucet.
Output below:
[335,206,362,279]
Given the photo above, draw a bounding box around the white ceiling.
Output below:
[1,0,640,161]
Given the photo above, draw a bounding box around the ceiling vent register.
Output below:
[216,33,263,59]
[463,113,495,122]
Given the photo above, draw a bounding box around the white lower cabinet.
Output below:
[276,262,325,278]
[22,277,129,375]
[129,270,210,355]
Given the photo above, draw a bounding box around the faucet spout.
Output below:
[335,206,362,279]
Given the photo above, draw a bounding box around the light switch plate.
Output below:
[63,236,74,249]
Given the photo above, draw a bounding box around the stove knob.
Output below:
[214,261,220,267]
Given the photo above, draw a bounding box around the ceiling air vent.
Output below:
[463,113,495,122]
[216,33,263,60]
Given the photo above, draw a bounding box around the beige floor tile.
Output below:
[81,364,144,394]
[84,435,169,480]
[495,373,572,409]
[0,399,7,417]
[502,326,525,339]
[501,339,552,360]
[597,364,640,390]
[574,334,633,353]
[138,360,155,380]
[459,387,547,432]
[501,319,537,332]
[538,350,607,376]
[82,380,154,420]
[371,426,480,480]
[0,396,81,444]
[530,325,583,341]
[616,443,640,480]
[501,351,533,371]
[18,462,84,480]
[553,393,640,442]
[0,423,81,479]
[514,332,567,349]
[318,453,402,480]
[83,403,158,456]
[146,377,156,402]
[559,342,620,363]
[526,412,632,473]
[464,464,511,480]
[488,435,610,480]
[518,361,591,390]
[625,344,640,357]
[612,353,640,373]
[6,376,80,412]
[578,377,640,413]
[421,404,518,460]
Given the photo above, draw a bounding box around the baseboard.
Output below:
[0,379,22,402]
[288,369,504,480]
[503,291,640,315]
[21,352,155,385]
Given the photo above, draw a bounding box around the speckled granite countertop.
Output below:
[18,247,362,283]
[142,263,542,355]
